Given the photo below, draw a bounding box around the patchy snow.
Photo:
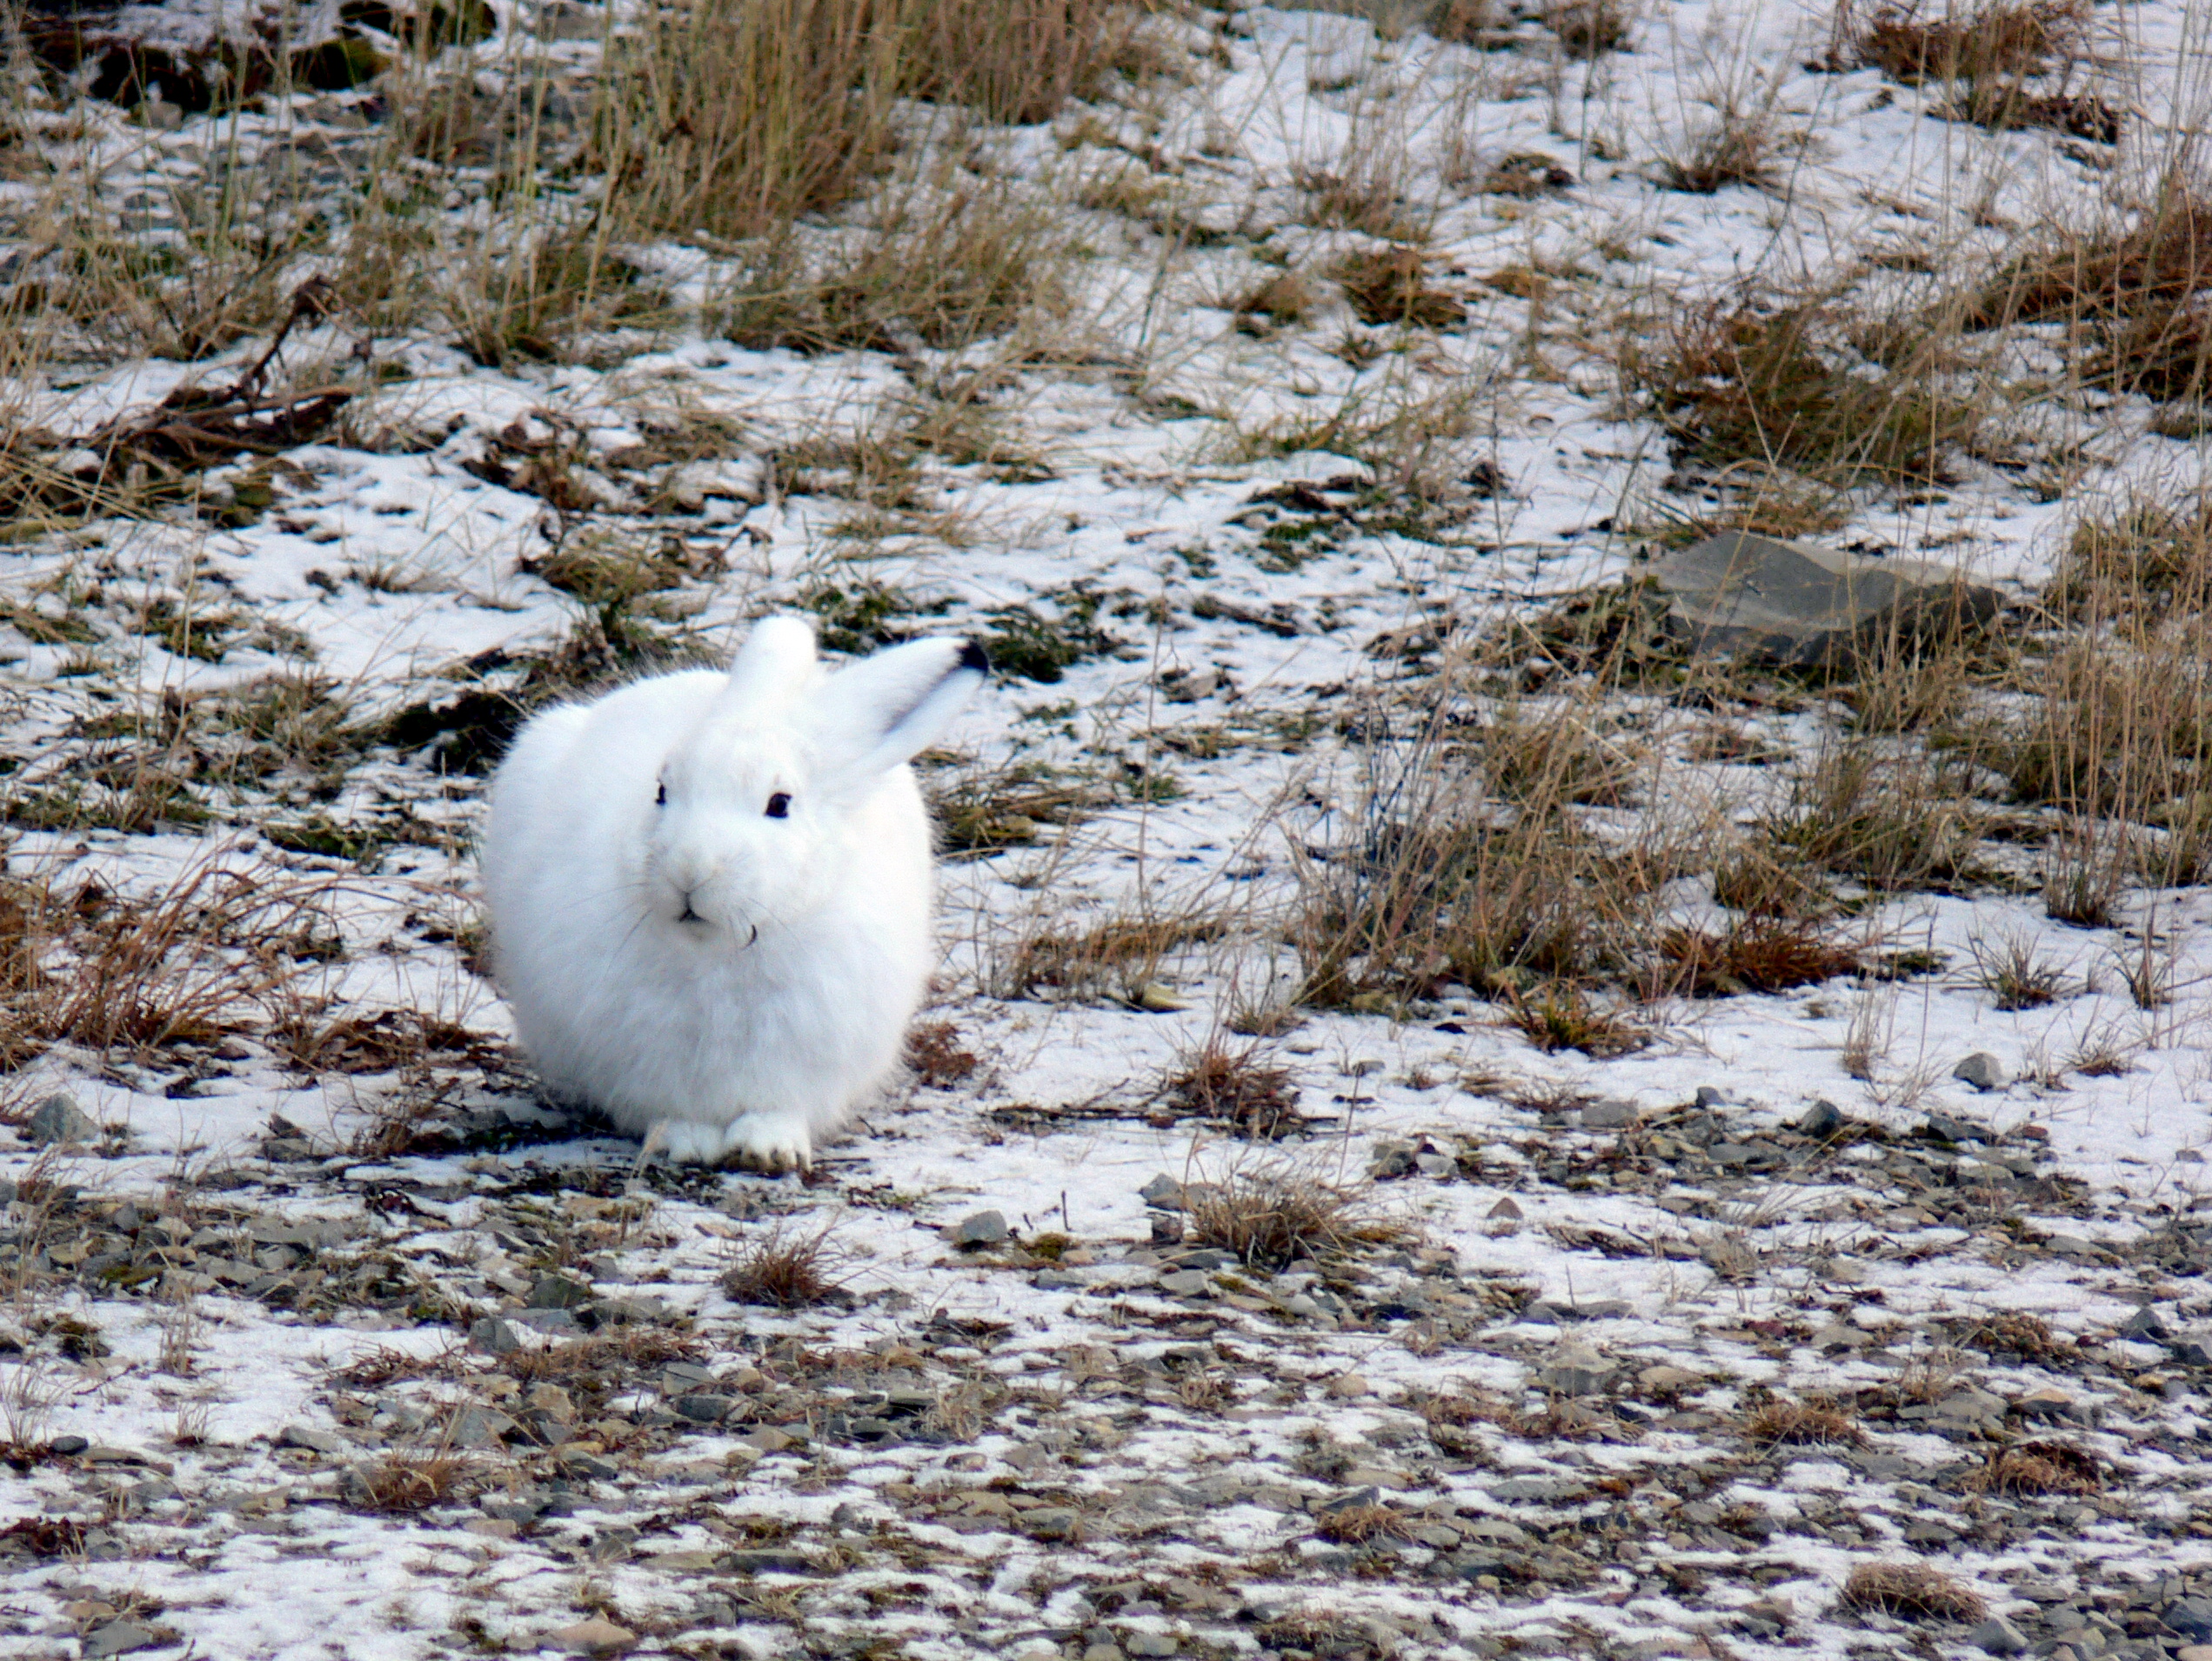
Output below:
[4,0,2212,1658]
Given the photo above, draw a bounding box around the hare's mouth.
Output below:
[673,903,759,949]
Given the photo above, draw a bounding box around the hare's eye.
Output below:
[654,781,667,807]
[765,792,792,819]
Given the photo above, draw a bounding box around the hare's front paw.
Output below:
[717,1113,813,1175]
[654,1120,731,1164]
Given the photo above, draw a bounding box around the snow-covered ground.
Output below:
[4,2,2212,1658]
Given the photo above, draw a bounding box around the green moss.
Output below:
[980,585,1123,683]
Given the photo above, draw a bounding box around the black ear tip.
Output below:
[957,639,991,676]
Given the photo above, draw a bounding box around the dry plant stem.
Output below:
[0,857,350,1063]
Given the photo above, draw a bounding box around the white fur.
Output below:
[480,618,985,1169]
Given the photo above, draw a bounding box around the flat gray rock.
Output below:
[1649,532,2000,669]
[1955,1051,2008,1091]
[25,1092,97,1146]
[952,1210,1009,1247]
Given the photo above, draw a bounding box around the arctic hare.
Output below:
[481,616,986,1169]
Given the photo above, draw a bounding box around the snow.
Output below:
[5,0,2212,1656]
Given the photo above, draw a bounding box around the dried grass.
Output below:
[592,0,1126,242]
[1185,1167,1405,1270]
[1840,1561,1988,1624]
[1292,688,1672,1010]
[1848,0,2087,86]
[1657,920,1866,998]
[906,1020,979,1088]
[354,1450,478,1512]
[720,1222,850,1310]
[1622,292,1982,484]
[1742,1396,1866,1446]
[0,858,344,1064]
[1314,1502,1413,1544]
[1966,1440,2101,1496]
[997,911,1222,1003]
[709,179,1066,356]
[1969,170,2212,336]
[1158,1035,1300,1140]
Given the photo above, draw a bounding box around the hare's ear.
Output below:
[721,615,819,708]
[814,638,988,781]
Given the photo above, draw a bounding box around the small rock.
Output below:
[469,1317,521,1356]
[1083,1645,1126,1661]
[1968,1617,2028,1656]
[1694,1085,1727,1108]
[1798,1099,1846,1138]
[448,1405,518,1449]
[277,1423,344,1455]
[1124,1636,1178,1658]
[1318,1484,1380,1513]
[1488,1474,1574,1501]
[1921,1110,1982,1142]
[1954,1052,2008,1092]
[2178,1649,2212,1661]
[2170,1338,2212,1367]
[952,1210,1010,1247]
[528,1273,594,1310]
[1369,1143,1417,1179]
[1534,1347,1614,1396]
[548,1617,637,1654]
[1157,1269,1211,1296]
[83,1622,160,1658]
[1022,1507,1082,1541]
[1638,1364,1701,1396]
[722,1548,813,1573]
[50,1434,89,1456]
[25,1093,97,1146]
[1648,531,2000,670]
[1139,1174,1185,1209]
[1324,1373,1371,1398]
[1413,1152,1456,1177]
[1580,1098,1639,1130]
[1149,1212,1184,1245]
[2167,1598,2212,1642]
[2120,1306,2169,1342]
[588,1295,667,1326]
[1487,1196,1523,1221]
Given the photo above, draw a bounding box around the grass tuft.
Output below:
[1840,1561,1988,1623]
[1742,1396,1866,1446]
[1185,1167,1405,1271]
[720,1222,849,1310]
[1658,920,1865,997]
[1159,1035,1300,1139]
[1967,1440,2102,1496]
[1621,291,1981,484]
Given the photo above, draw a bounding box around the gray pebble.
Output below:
[952,1210,1009,1247]
[1139,1174,1185,1209]
[1954,1052,2008,1091]
[1798,1099,1846,1138]
[25,1093,97,1146]
[83,1622,160,1658]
